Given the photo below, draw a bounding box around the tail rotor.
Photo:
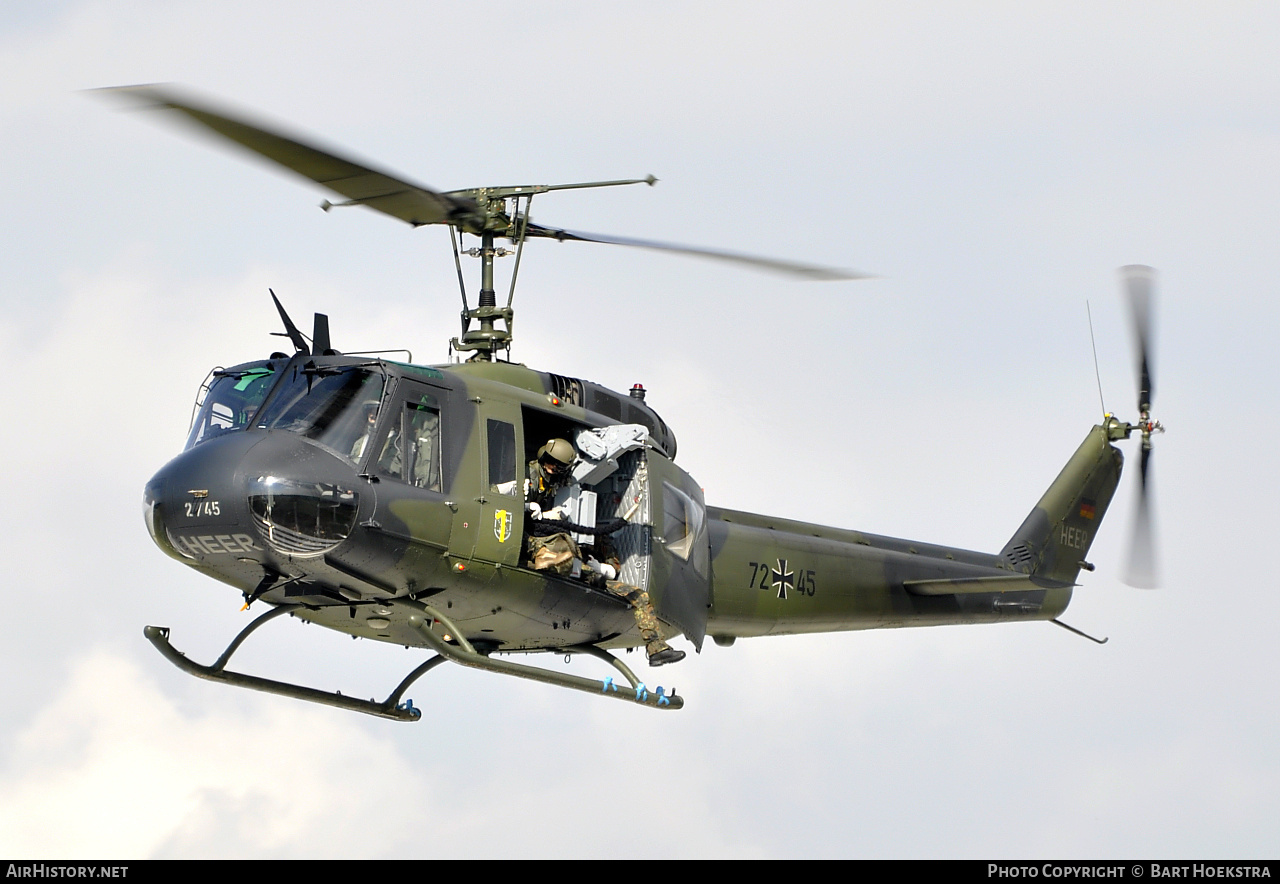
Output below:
[1117,265,1163,588]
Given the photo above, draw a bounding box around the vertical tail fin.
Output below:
[1002,425,1124,585]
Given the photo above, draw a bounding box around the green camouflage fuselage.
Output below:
[146,355,1124,657]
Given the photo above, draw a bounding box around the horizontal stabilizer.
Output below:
[904,575,1075,596]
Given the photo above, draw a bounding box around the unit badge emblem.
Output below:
[494,509,512,543]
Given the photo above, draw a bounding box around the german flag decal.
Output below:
[1079,499,1096,520]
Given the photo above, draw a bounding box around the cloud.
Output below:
[0,650,438,858]
[0,648,779,859]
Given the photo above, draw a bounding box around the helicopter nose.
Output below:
[144,432,266,563]
[144,431,364,566]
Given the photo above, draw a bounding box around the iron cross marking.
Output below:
[771,559,794,600]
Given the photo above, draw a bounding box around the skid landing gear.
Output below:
[408,603,682,711]
[143,601,683,721]
[144,606,432,721]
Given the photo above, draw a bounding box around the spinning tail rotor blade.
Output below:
[1125,444,1159,588]
[524,223,873,281]
[1119,264,1160,588]
[1122,264,1156,414]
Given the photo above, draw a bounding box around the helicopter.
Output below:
[100,85,1163,718]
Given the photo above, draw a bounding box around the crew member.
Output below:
[524,437,685,667]
[525,437,575,519]
[348,400,380,462]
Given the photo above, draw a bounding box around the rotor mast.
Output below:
[448,177,656,361]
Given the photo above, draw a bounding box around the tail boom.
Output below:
[702,424,1122,642]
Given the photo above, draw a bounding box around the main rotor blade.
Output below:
[1121,264,1156,413]
[92,84,474,228]
[524,223,873,281]
[97,85,871,281]
[1124,445,1159,588]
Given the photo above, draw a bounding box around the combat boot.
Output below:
[646,642,685,666]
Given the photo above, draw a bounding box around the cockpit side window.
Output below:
[487,419,517,494]
[662,480,708,574]
[372,391,442,492]
[185,364,278,450]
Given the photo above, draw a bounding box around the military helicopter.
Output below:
[100,85,1162,718]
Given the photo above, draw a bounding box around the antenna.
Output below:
[1087,300,1106,417]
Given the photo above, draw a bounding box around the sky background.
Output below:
[1,1,1277,859]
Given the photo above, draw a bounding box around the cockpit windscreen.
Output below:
[253,366,385,463]
[185,363,278,450]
